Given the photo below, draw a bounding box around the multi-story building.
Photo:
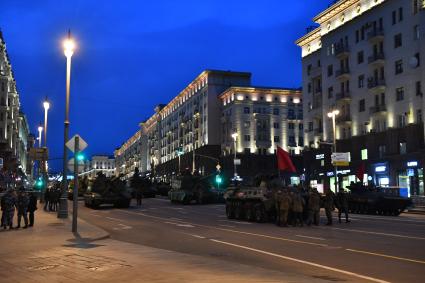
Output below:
[80,155,115,179]
[296,0,425,198]
[114,130,142,179]
[0,30,32,180]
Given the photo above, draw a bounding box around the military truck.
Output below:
[168,173,225,204]
[84,173,131,209]
[346,184,412,216]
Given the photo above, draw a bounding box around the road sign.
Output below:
[29,148,48,161]
[68,158,85,173]
[331,152,350,166]
[233,159,241,165]
[216,164,221,171]
[66,135,88,153]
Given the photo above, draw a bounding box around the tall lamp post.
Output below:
[37,125,43,148]
[327,109,340,193]
[231,132,238,177]
[58,31,75,219]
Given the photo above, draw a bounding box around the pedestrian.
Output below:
[1,192,6,227]
[292,191,305,227]
[28,191,38,227]
[44,188,50,211]
[2,189,16,229]
[278,189,292,227]
[337,190,350,223]
[307,188,320,226]
[16,188,29,229]
[274,190,282,226]
[131,168,143,206]
[324,190,335,225]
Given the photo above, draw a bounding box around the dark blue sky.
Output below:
[0,0,328,171]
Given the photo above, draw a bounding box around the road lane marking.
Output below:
[321,227,425,241]
[344,214,425,224]
[106,216,123,222]
[164,221,194,228]
[118,224,132,230]
[295,235,325,241]
[219,220,252,225]
[346,249,425,265]
[189,234,206,239]
[210,239,389,283]
[150,198,169,202]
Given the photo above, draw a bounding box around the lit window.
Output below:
[361,149,368,160]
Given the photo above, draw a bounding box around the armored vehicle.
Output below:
[84,173,131,209]
[346,184,412,216]
[168,173,225,204]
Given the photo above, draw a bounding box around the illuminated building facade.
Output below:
[114,130,141,179]
[80,155,115,179]
[297,0,425,199]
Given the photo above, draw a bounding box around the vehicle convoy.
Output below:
[84,173,131,209]
[168,173,225,204]
[345,184,412,216]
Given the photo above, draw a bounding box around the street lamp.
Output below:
[58,30,75,219]
[231,132,238,177]
[327,109,340,193]
[177,148,184,174]
[37,125,43,148]
[192,112,200,174]
[43,98,50,148]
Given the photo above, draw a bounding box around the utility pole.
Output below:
[72,136,79,233]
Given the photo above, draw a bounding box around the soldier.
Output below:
[337,189,350,223]
[292,191,305,227]
[44,188,50,211]
[16,188,29,228]
[0,192,5,227]
[278,189,292,227]
[131,168,143,206]
[307,188,320,226]
[274,190,282,226]
[2,189,16,229]
[28,191,38,227]
[324,190,335,225]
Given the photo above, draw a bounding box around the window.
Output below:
[355,30,359,43]
[399,142,407,154]
[244,121,251,128]
[413,0,419,14]
[298,137,304,147]
[273,122,279,129]
[327,65,333,77]
[299,123,303,130]
[417,109,423,123]
[396,87,404,101]
[307,64,312,76]
[361,26,365,40]
[359,99,365,112]
[398,114,406,127]
[328,87,333,98]
[394,33,402,48]
[1,82,4,92]
[399,7,403,22]
[308,83,312,93]
[244,135,250,142]
[274,136,280,142]
[361,149,368,160]
[273,108,279,115]
[358,75,364,88]
[243,107,250,114]
[357,51,364,64]
[288,136,296,145]
[414,25,420,40]
[288,109,295,119]
[414,53,420,67]
[308,122,313,131]
[392,10,396,25]
[378,145,386,158]
[395,60,403,74]
[288,123,295,130]
[416,81,422,96]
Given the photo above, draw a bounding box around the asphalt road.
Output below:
[78,197,425,283]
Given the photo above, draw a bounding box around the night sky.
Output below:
[0,1,328,171]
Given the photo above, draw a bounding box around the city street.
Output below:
[78,198,425,283]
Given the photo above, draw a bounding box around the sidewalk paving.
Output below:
[0,205,350,283]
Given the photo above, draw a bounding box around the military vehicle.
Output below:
[168,173,225,204]
[84,173,131,209]
[345,184,412,216]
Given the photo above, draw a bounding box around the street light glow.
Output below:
[43,100,50,110]
[63,38,75,57]
[327,109,340,118]
[38,125,43,133]
[231,132,238,140]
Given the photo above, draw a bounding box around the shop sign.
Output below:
[327,172,334,177]
[407,161,418,167]
[407,169,415,177]
[315,154,325,160]
[375,166,387,173]
[331,152,350,166]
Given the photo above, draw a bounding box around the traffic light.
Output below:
[75,152,85,162]
[215,174,223,185]
[35,178,44,190]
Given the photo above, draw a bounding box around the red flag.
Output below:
[356,162,365,182]
[276,146,296,173]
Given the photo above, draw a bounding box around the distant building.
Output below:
[80,155,115,179]
[114,130,141,179]
[296,0,425,198]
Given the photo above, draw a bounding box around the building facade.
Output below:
[0,30,32,181]
[114,130,142,179]
[80,155,115,179]
[297,0,425,198]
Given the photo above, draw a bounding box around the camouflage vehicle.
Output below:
[168,173,225,204]
[346,184,412,216]
[84,173,131,209]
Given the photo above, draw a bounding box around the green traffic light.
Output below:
[215,175,223,184]
[76,152,85,161]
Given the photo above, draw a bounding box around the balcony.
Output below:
[335,67,350,80]
[335,44,350,58]
[368,53,385,65]
[367,28,384,43]
[335,92,351,102]
[367,78,386,93]
[369,104,387,115]
[336,114,352,124]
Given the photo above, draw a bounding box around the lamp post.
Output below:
[327,109,340,193]
[37,125,43,148]
[58,31,75,219]
[231,132,238,177]
[43,98,50,148]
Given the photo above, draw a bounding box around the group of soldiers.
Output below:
[0,188,38,230]
[274,187,350,227]
[43,186,61,212]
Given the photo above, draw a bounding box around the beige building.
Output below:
[80,155,115,179]
[219,87,303,156]
[114,130,142,179]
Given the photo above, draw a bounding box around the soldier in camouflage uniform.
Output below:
[2,189,16,229]
[16,188,29,228]
[307,188,320,226]
[278,189,292,227]
[291,191,305,227]
[324,190,335,225]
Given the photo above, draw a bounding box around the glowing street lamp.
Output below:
[231,132,238,177]
[327,109,340,193]
[37,124,43,148]
[43,98,50,148]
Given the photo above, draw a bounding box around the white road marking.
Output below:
[346,249,425,265]
[118,224,132,230]
[106,216,123,222]
[151,198,169,202]
[189,234,206,239]
[219,220,252,225]
[295,235,325,241]
[322,227,425,241]
[177,224,194,228]
[210,239,390,283]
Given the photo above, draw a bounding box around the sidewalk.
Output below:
[0,205,342,283]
